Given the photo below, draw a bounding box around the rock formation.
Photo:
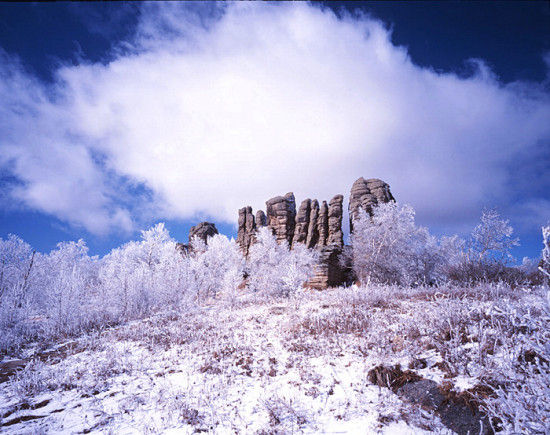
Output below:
[292,199,311,246]
[306,246,345,289]
[266,193,296,246]
[348,177,394,232]
[317,201,329,247]
[230,176,394,288]
[237,206,256,257]
[305,200,319,249]
[256,210,267,228]
[327,194,344,248]
[189,222,218,244]
[177,221,219,256]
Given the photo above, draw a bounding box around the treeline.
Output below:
[0,204,548,354]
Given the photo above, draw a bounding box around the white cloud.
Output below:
[1,2,549,235]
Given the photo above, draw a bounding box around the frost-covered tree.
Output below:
[445,209,522,284]
[469,209,519,264]
[247,227,317,296]
[539,224,550,280]
[350,202,448,286]
[188,234,245,301]
[98,223,187,319]
[0,234,38,342]
[40,239,97,335]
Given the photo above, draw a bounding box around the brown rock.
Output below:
[266,192,296,245]
[237,206,256,256]
[327,194,344,248]
[317,200,329,247]
[349,177,394,232]
[306,246,345,289]
[292,199,311,246]
[189,222,218,244]
[306,199,320,249]
[256,210,267,228]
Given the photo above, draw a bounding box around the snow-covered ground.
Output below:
[1,284,548,434]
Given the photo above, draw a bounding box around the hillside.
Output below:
[1,283,548,433]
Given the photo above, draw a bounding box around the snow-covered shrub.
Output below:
[187,234,245,302]
[539,224,550,281]
[0,235,37,340]
[470,209,519,264]
[477,287,550,433]
[247,227,317,297]
[0,223,193,353]
[350,203,448,286]
[39,239,98,336]
[447,209,521,284]
[98,223,188,320]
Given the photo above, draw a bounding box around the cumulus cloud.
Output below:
[1,2,549,236]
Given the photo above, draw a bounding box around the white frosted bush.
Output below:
[247,227,317,296]
[187,234,245,301]
[539,224,550,280]
[350,202,450,286]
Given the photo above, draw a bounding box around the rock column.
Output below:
[266,192,296,246]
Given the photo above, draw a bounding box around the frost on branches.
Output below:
[350,202,448,286]
[187,234,244,302]
[247,227,318,296]
[540,224,550,280]
[469,209,519,264]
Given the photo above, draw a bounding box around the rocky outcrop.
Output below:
[189,222,218,244]
[237,206,256,257]
[176,221,219,256]
[307,246,345,289]
[292,199,311,246]
[232,176,394,288]
[256,210,267,228]
[305,200,320,249]
[349,177,394,232]
[266,193,296,246]
[317,201,329,247]
[327,194,344,248]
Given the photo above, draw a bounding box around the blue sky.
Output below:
[0,2,549,259]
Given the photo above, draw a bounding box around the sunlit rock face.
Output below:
[266,192,297,246]
[348,177,395,233]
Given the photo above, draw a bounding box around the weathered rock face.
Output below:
[327,194,344,248]
[189,222,218,244]
[317,201,329,247]
[237,206,256,257]
[306,200,320,249]
[307,246,346,289]
[292,199,311,246]
[256,210,267,228]
[349,177,394,232]
[266,192,296,246]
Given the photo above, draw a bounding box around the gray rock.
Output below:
[292,199,311,246]
[349,177,394,232]
[256,210,267,228]
[327,194,344,248]
[189,222,218,244]
[237,206,256,256]
[317,200,329,247]
[306,246,345,289]
[266,192,296,245]
[397,380,491,435]
[306,199,320,249]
